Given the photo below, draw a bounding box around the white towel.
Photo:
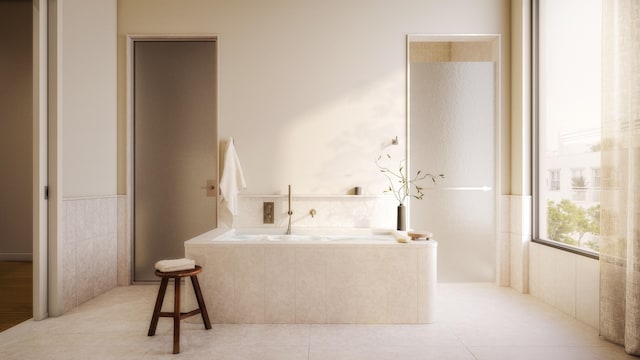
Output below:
[391,230,411,243]
[220,137,247,215]
[155,258,195,272]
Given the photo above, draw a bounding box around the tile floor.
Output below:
[0,283,635,359]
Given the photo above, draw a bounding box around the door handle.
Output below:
[203,180,216,197]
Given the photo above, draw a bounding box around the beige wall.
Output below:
[117,0,511,195]
[511,0,531,196]
[0,0,33,258]
[60,0,118,197]
[45,0,118,316]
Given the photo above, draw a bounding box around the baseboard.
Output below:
[0,253,33,261]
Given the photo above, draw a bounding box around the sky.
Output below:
[539,0,602,152]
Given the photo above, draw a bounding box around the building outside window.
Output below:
[570,168,585,183]
[549,169,561,191]
[591,167,600,187]
[591,167,600,202]
[535,0,601,253]
[571,168,587,201]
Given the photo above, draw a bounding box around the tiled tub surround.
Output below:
[185,228,437,324]
[62,195,126,312]
[221,194,398,229]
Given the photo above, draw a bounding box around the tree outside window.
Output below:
[546,199,600,251]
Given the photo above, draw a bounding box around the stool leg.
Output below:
[148,277,169,336]
[190,275,212,329]
[173,277,181,354]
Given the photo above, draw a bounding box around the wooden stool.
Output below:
[148,265,212,354]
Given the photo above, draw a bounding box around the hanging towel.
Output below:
[220,137,247,215]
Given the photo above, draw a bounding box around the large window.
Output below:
[535,0,602,254]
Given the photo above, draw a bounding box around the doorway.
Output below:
[0,0,34,330]
[407,35,501,282]
[130,38,218,282]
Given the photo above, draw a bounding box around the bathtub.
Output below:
[213,228,400,243]
[184,228,437,324]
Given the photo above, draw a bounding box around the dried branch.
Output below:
[375,154,444,205]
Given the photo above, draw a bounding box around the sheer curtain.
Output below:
[599,0,640,355]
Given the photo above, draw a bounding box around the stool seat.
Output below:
[148,264,211,354]
[154,266,202,278]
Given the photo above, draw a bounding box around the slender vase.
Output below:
[397,203,406,231]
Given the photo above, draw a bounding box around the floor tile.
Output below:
[309,345,476,360]
[0,283,636,359]
[469,345,636,360]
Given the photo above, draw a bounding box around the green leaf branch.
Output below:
[375,154,444,205]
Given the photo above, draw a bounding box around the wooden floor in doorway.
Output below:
[0,261,32,332]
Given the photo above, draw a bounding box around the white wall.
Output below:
[61,0,117,197]
[117,0,510,196]
[49,0,119,314]
[0,0,33,260]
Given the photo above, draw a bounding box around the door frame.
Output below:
[405,34,503,283]
[126,35,220,284]
[32,0,49,320]
[32,0,65,319]
[31,0,63,320]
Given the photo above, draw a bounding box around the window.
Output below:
[549,169,560,191]
[570,168,584,183]
[591,167,600,188]
[570,168,586,188]
[570,168,587,201]
[535,0,601,254]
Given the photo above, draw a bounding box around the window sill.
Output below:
[532,238,599,260]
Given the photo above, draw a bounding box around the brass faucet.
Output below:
[286,185,293,235]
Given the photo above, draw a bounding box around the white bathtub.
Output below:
[212,228,400,243]
[185,228,437,324]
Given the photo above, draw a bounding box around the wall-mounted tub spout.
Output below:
[286,185,293,235]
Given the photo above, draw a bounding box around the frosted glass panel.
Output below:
[134,41,218,282]
[410,62,495,282]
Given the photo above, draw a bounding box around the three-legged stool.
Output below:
[148,265,211,354]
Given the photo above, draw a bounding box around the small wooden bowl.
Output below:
[408,231,432,240]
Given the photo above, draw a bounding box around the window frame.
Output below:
[531,0,599,260]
